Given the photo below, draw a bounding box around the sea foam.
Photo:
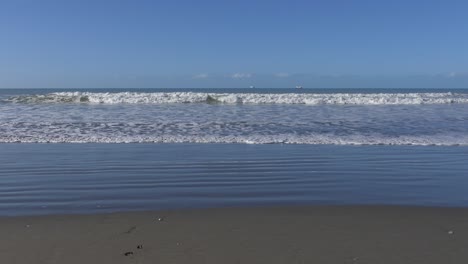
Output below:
[6,92,468,105]
[3,91,468,146]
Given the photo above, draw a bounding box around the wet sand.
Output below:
[2,206,468,264]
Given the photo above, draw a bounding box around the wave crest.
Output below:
[5,92,468,105]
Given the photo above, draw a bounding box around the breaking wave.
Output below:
[6,92,468,105]
[0,120,466,146]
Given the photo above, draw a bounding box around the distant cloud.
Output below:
[275,72,290,78]
[231,73,252,79]
[193,73,209,79]
[446,72,468,78]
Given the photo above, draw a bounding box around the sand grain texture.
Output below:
[1,206,468,264]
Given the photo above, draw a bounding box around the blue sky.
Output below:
[1,0,467,88]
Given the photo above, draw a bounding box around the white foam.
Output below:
[1,132,467,146]
[3,91,468,146]
[6,92,468,105]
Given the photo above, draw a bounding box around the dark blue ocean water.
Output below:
[1,88,468,216]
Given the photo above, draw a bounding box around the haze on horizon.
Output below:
[1,0,467,88]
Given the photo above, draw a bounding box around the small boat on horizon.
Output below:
[295,85,303,89]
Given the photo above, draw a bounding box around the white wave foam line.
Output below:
[6,92,468,105]
[1,134,467,146]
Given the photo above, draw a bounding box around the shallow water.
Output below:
[2,88,468,216]
[1,144,467,216]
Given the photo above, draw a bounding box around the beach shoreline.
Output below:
[2,205,468,264]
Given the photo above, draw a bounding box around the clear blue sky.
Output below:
[1,0,467,88]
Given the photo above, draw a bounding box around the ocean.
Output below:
[1,88,468,216]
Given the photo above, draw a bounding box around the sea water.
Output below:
[1,88,468,216]
[1,88,468,145]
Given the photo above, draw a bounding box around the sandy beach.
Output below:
[2,206,468,264]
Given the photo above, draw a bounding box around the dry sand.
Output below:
[2,206,468,264]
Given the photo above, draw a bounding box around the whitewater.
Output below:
[1,89,468,145]
[5,91,468,105]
